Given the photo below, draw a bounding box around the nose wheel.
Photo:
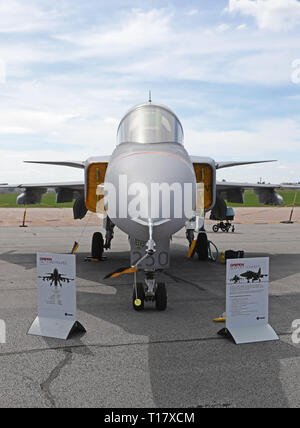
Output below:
[155,282,167,311]
[132,276,167,311]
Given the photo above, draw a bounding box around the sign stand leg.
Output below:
[68,321,86,339]
[28,316,86,340]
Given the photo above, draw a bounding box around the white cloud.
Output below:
[185,9,198,16]
[184,118,300,183]
[0,150,84,184]
[228,0,300,31]
[184,118,300,160]
[0,0,60,33]
[216,23,230,32]
[0,4,298,185]
[49,7,300,87]
[56,9,172,58]
[1,6,297,87]
[0,108,77,135]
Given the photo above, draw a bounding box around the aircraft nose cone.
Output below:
[104,149,196,240]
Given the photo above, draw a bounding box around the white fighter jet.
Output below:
[1,101,299,311]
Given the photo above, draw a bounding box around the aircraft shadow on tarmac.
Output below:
[76,250,300,408]
[1,249,300,406]
[77,291,300,408]
[1,249,300,285]
[75,257,300,408]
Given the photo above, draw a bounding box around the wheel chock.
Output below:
[84,256,107,262]
[71,241,79,254]
[213,317,226,323]
[187,239,197,258]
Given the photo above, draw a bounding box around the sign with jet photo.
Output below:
[37,253,76,321]
[28,253,84,340]
[226,257,278,344]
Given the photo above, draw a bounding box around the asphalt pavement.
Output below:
[0,222,300,408]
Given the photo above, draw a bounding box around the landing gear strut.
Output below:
[186,229,195,247]
[104,216,115,249]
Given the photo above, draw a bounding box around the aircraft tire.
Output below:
[91,232,104,259]
[133,282,145,311]
[196,233,209,261]
[155,282,167,311]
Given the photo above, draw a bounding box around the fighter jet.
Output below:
[1,100,299,310]
[240,268,268,283]
[39,268,74,287]
[230,275,241,284]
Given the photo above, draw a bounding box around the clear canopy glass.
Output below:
[117,104,184,145]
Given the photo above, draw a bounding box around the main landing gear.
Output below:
[91,217,115,260]
[132,271,167,311]
[91,232,104,259]
[187,229,209,261]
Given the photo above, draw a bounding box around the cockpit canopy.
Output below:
[117,103,184,145]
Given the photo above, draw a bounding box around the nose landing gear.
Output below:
[133,271,167,311]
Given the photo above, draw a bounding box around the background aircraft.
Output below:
[240,268,268,283]
[1,101,299,310]
[230,275,241,284]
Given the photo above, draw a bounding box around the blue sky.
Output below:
[0,0,300,184]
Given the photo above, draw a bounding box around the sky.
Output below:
[0,0,300,185]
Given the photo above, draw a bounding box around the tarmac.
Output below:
[0,206,299,227]
[0,209,300,408]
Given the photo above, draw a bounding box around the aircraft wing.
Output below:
[0,181,84,189]
[24,160,86,169]
[214,160,276,170]
[216,181,300,191]
[23,156,110,169]
[190,157,276,170]
[216,181,300,206]
[0,156,110,217]
[0,181,84,213]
